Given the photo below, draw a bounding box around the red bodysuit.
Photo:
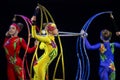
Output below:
[3,36,36,80]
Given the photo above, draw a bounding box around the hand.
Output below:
[110,13,114,19]
[31,16,36,21]
[116,31,120,36]
[5,31,10,37]
[35,6,40,11]
[9,56,16,64]
[34,6,40,15]
[34,40,39,46]
[80,29,88,38]
[31,16,36,25]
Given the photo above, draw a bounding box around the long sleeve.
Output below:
[20,38,36,53]
[3,37,9,47]
[3,38,10,56]
[84,38,101,50]
[114,42,120,48]
[3,38,10,59]
[31,25,51,43]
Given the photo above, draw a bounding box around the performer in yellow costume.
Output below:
[31,15,59,80]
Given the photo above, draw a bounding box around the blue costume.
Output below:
[84,36,120,80]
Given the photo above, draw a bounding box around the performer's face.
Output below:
[52,28,58,35]
[100,29,112,41]
[9,25,18,35]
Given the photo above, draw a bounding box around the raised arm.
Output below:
[31,6,51,43]
[31,25,51,43]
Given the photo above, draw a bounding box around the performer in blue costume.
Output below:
[80,29,120,80]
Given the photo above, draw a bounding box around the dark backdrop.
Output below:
[0,0,120,80]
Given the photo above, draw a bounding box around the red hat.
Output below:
[46,23,56,31]
[11,23,20,32]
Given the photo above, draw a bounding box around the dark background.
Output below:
[0,0,120,80]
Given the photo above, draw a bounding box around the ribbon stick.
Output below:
[13,14,32,80]
[76,11,112,80]
[30,3,65,80]
[39,4,65,80]
[36,31,81,37]
[30,4,43,79]
[57,31,80,36]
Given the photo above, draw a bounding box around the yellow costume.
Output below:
[32,25,58,80]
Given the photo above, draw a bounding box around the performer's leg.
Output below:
[108,68,116,80]
[99,67,109,80]
[33,60,46,80]
[7,65,16,80]
[15,58,25,80]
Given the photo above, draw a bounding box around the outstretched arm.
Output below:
[31,25,51,43]
[20,38,36,53]
[114,42,120,48]
[84,38,101,50]
[80,29,101,50]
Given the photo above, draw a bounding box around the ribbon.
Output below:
[13,14,32,80]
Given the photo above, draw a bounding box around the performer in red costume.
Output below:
[3,22,37,80]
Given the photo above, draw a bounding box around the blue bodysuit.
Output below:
[84,38,120,80]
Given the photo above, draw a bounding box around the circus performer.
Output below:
[31,15,58,80]
[3,22,37,80]
[80,29,120,80]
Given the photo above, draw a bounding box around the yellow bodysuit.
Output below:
[32,25,58,80]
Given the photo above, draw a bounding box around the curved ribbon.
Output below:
[40,4,65,80]
[30,4,43,80]
[13,14,32,80]
[76,11,112,80]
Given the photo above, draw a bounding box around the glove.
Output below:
[110,13,114,19]
[32,21,36,25]
[33,6,40,16]
[80,29,88,38]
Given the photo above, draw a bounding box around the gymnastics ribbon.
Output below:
[30,4,43,80]
[15,14,42,80]
[13,14,32,80]
[13,13,41,80]
[30,3,65,80]
[76,11,112,80]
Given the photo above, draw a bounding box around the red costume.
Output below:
[3,36,36,80]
